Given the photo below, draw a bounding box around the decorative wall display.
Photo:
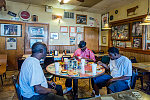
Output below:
[147,43,150,50]
[102,36,106,44]
[60,26,68,33]
[50,33,59,39]
[126,42,132,48]
[76,26,84,33]
[132,21,142,37]
[19,10,31,21]
[29,26,45,37]
[111,24,129,40]
[77,33,82,44]
[31,15,38,22]
[0,24,22,36]
[30,38,43,48]
[147,26,150,40]
[6,38,17,50]
[101,13,109,30]
[7,11,17,17]
[132,37,142,48]
[69,26,76,33]
[127,6,138,16]
[70,33,76,37]
[70,37,76,45]
[76,14,87,24]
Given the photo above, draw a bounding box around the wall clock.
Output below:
[115,10,118,14]
[19,11,31,21]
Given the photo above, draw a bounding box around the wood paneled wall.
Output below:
[0,20,25,70]
[100,46,150,62]
[48,45,78,53]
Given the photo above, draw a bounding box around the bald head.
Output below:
[32,42,47,55]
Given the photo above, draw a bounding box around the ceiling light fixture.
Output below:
[58,0,70,4]
[102,23,111,30]
[140,0,150,25]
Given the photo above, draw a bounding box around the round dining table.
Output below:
[46,63,105,99]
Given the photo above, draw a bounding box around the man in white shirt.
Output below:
[19,42,65,100]
[92,47,132,97]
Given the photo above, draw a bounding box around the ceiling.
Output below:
[7,0,136,14]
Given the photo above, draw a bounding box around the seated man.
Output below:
[92,47,132,97]
[63,41,96,94]
[19,42,65,100]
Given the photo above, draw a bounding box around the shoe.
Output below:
[91,90,95,97]
[95,94,101,97]
[63,87,72,94]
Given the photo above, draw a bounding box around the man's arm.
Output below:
[97,61,109,70]
[34,85,57,94]
[108,76,131,83]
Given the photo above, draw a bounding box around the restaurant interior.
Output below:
[0,0,150,100]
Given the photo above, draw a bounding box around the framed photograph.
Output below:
[132,37,142,48]
[69,26,76,33]
[70,37,76,45]
[132,21,142,37]
[76,14,87,24]
[126,42,132,48]
[30,38,43,48]
[0,24,22,37]
[29,26,45,37]
[111,24,129,40]
[60,26,68,33]
[101,13,109,30]
[50,33,59,39]
[147,43,150,50]
[102,36,106,44]
[6,38,17,50]
[70,33,76,37]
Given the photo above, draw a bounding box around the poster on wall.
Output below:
[70,33,77,37]
[6,38,17,50]
[1,24,22,37]
[30,38,43,48]
[76,26,84,33]
[132,22,142,37]
[70,37,76,45]
[69,26,76,33]
[29,26,45,37]
[102,36,106,44]
[60,26,68,33]
[50,33,59,39]
[101,13,109,30]
[77,33,82,44]
[132,38,142,48]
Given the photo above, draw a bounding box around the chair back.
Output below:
[101,56,110,64]
[12,75,22,100]
[130,70,138,89]
[44,56,54,69]
[99,50,104,54]
[17,57,25,71]
[129,56,137,63]
[0,54,7,74]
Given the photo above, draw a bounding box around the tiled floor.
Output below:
[0,70,149,100]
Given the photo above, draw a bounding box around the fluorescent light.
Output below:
[58,0,70,3]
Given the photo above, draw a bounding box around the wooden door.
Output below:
[0,20,25,70]
[25,23,49,54]
[84,27,99,52]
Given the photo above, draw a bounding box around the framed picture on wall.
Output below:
[147,43,150,50]
[132,21,142,37]
[60,26,68,33]
[76,14,87,24]
[30,38,43,48]
[29,26,45,37]
[102,36,106,44]
[5,37,17,50]
[69,26,76,33]
[132,37,142,48]
[50,33,59,39]
[101,13,109,30]
[111,24,129,40]
[0,24,22,37]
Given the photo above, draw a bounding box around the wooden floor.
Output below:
[0,70,149,100]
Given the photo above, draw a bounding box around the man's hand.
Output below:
[49,89,57,94]
[97,61,103,66]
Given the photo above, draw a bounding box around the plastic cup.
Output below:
[92,63,97,75]
[55,62,59,72]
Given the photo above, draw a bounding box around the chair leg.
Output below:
[0,75,3,85]
[3,72,6,79]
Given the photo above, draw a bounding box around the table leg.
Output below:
[73,79,78,99]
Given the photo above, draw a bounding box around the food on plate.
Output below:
[61,69,67,73]
[68,71,78,76]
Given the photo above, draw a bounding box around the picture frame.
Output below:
[147,43,150,50]
[60,26,68,33]
[111,24,129,40]
[70,37,76,45]
[50,33,59,39]
[69,26,76,33]
[101,13,109,30]
[76,26,84,33]
[70,33,77,37]
[5,37,17,50]
[132,21,143,37]
[132,37,142,48]
[76,14,87,24]
[30,38,43,48]
[29,26,45,37]
[0,24,22,37]
[102,36,106,44]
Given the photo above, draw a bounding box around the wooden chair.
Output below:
[99,50,104,54]
[0,54,7,85]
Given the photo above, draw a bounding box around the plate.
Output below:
[68,71,78,76]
